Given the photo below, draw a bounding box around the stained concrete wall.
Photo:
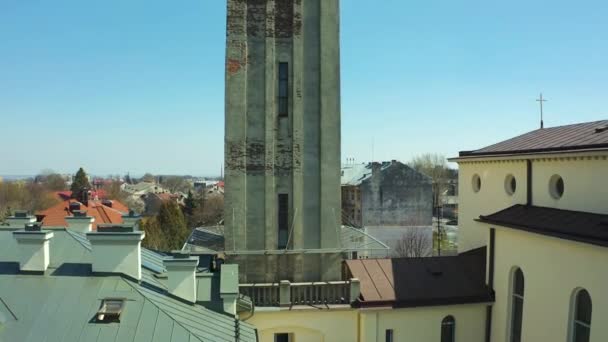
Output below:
[360,161,433,227]
[224,0,342,282]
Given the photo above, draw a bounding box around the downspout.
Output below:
[526,160,533,206]
[485,228,496,342]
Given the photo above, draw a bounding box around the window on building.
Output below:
[385,329,394,342]
[274,333,291,342]
[510,268,525,342]
[571,289,592,342]
[278,194,289,249]
[505,174,517,195]
[472,174,482,193]
[549,174,565,199]
[278,62,289,117]
[441,315,455,342]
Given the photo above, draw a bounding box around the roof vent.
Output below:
[95,298,125,323]
[69,202,81,212]
[14,211,28,218]
[102,200,113,208]
[595,125,608,133]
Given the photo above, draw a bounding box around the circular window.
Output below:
[549,175,565,199]
[505,174,517,195]
[472,174,481,193]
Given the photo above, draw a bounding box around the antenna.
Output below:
[536,93,547,129]
[371,137,375,162]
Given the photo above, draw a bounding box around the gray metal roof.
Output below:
[0,229,257,342]
[459,120,608,157]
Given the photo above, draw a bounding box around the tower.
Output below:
[224,0,342,282]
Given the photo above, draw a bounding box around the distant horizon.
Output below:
[2,1,607,175]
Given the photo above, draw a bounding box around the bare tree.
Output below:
[393,229,432,258]
[409,153,453,212]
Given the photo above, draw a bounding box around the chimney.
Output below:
[13,223,54,273]
[163,251,199,303]
[5,210,36,228]
[65,210,94,233]
[86,225,145,280]
[121,210,142,230]
[80,188,90,207]
[371,162,382,178]
[220,264,239,316]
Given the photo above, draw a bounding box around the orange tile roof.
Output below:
[37,199,128,230]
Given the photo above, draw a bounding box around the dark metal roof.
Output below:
[345,247,493,308]
[478,204,608,247]
[459,120,608,157]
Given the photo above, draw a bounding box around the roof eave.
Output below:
[449,146,608,162]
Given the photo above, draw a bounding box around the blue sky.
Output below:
[1,0,607,176]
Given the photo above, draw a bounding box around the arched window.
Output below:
[441,315,455,342]
[571,289,592,342]
[509,268,524,342]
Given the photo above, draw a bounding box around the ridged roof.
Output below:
[460,120,608,157]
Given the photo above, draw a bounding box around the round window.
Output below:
[472,174,481,193]
[549,175,565,199]
[505,174,517,195]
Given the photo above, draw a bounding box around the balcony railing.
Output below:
[239,278,360,307]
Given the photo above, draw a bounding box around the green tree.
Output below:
[184,190,196,216]
[141,217,165,250]
[70,167,91,198]
[157,200,189,251]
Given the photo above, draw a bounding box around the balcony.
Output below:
[239,278,360,307]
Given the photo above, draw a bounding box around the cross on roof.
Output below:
[536,93,547,129]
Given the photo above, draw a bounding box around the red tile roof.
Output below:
[37,198,128,230]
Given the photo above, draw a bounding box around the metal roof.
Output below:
[345,247,493,308]
[477,204,608,248]
[0,229,257,342]
[458,120,608,157]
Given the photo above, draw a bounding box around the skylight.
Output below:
[95,298,125,323]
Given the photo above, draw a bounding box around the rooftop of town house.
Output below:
[0,227,257,342]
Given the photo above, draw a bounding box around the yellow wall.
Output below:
[457,154,608,253]
[457,160,527,252]
[245,304,487,342]
[489,226,608,342]
[531,157,608,214]
[244,308,358,342]
[360,304,487,342]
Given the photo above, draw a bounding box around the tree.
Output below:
[409,153,452,213]
[44,173,68,191]
[393,229,432,258]
[141,173,155,183]
[70,167,91,198]
[141,217,165,250]
[184,190,196,216]
[103,180,127,201]
[157,200,189,251]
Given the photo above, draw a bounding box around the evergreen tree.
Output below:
[184,190,196,216]
[70,167,91,199]
[157,200,189,251]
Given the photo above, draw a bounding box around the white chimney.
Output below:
[220,264,239,316]
[121,210,142,230]
[163,252,199,303]
[13,224,54,272]
[5,210,36,228]
[86,225,145,280]
[65,210,94,233]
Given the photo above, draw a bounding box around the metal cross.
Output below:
[536,93,547,129]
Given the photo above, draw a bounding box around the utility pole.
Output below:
[536,93,547,129]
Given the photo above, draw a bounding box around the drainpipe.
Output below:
[526,160,533,206]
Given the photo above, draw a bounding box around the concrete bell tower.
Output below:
[224,0,342,282]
